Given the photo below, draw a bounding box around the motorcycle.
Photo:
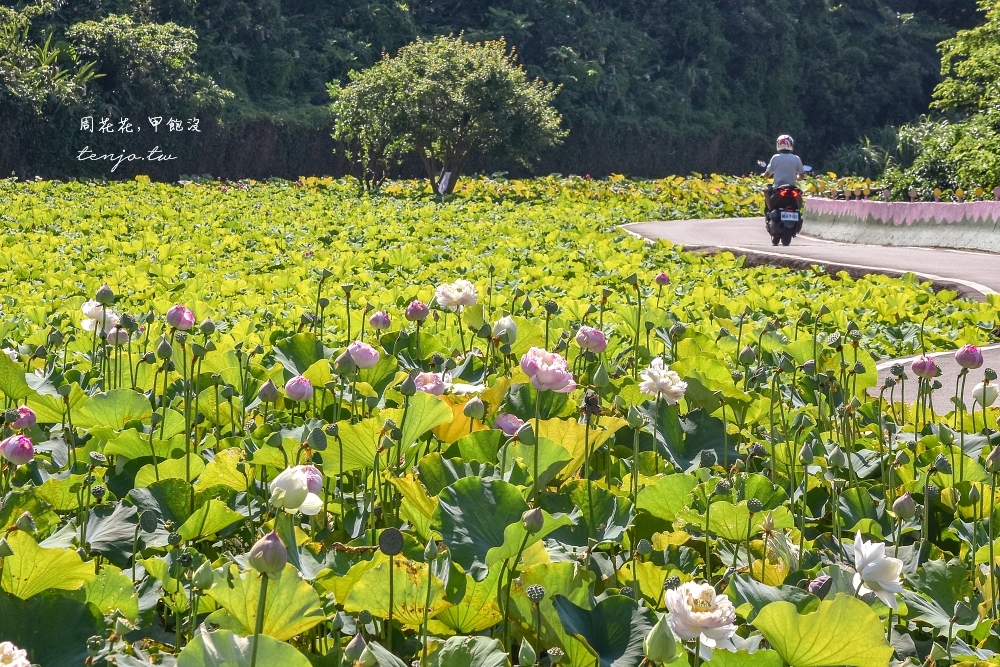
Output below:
[757,161,811,246]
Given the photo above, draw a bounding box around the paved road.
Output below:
[623,217,999,299]
[625,217,1000,414]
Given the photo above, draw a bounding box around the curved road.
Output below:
[624,217,1000,413]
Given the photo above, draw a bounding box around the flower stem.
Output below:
[250,575,270,667]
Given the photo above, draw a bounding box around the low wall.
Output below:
[804,198,1000,253]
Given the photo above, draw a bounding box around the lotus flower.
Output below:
[576,326,608,353]
[369,310,391,331]
[520,347,576,393]
[852,531,904,609]
[165,304,196,330]
[435,279,478,311]
[80,300,120,333]
[973,381,999,407]
[665,581,737,643]
[494,412,525,436]
[10,406,35,430]
[269,466,323,515]
[911,355,937,380]
[284,375,314,402]
[955,344,984,370]
[639,358,688,404]
[414,372,446,395]
[347,341,380,369]
[0,435,34,466]
[0,641,30,667]
[298,464,323,494]
[248,530,287,578]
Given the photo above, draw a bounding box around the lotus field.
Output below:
[1,174,999,667]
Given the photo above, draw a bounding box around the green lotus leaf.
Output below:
[425,636,511,667]
[134,454,206,488]
[499,436,573,489]
[177,499,244,541]
[429,565,503,634]
[636,474,698,522]
[128,477,197,526]
[676,502,793,542]
[67,564,140,621]
[206,564,325,641]
[273,332,334,375]
[74,388,152,429]
[0,530,96,599]
[195,447,252,492]
[176,629,311,667]
[542,480,633,546]
[726,574,818,622]
[552,594,656,667]
[753,594,894,667]
[0,592,102,667]
[326,416,381,473]
[342,552,449,626]
[0,351,32,401]
[705,650,783,667]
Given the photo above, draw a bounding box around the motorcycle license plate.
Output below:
[780,211,799,222]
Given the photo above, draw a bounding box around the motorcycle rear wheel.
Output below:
[780,232,793,246]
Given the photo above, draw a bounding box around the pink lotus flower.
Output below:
[0,435,34,465]
[955,344,984,370]
[576,326,608,353]
[911,355,937,380]
[284,375,314,402]
[369,310,391,331]
[520,347,576,393]
[494,413,525,436]
[405,300,429,322]
[166,304,196,330]
[414,372,446,395]
[107,328,129,346]
[347,341,380,369]
[11,406,36,430]
[655,272,670,286]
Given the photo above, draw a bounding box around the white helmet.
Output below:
[776,135,794,152]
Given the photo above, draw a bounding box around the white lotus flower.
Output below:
[3,348,17,362]
[493,315,518,344]
[0,641,30,667]
[80,299,104,320]
[973,381,999,408]
[852,531,904,609]
[269,466,323,515]
[639,358,688,405]
[665,581,737,643]
[80,300,120,333]
[435,279,478,312]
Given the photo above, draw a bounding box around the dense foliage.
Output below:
[330,37,565,193]
[0,0,985,178]
[0,176,998,666]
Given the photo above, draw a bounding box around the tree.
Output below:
[931,0,999,114]
[328,62,410,193]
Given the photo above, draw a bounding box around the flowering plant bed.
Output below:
[0,175,997,666]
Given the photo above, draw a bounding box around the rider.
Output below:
[763,135,805,214]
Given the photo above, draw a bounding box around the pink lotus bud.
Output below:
[0,435,34,465]
[575,326,608,353]
[405,300,429,322]
[414,372,446,395]
[955,344,984,370]
[520,347,576,393]
[11,406,36,430]
[911,356,937,380]
[297,464,323,495]
[248,530,287,578]
[655,272,670,286]
[494,413,525,437]
[284,375,315,402]
[165,304,196,331]
[107,328,129,346]
[369,310,391,331]
[347,341,380,369]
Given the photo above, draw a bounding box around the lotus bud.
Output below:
[969,485,982,504]
[10,406,36,430]
[369,310,391,331]
[258,379,280,403]
[761,511,775,533]
[808,574,833,598]
[973,381,999,407]
[248,530,287,579]
[939,424,955,446]
[985,445,1000,474]
[593,363,610,388]
[284,375,314,402]
[655,272,670,286]
[802,359,816,375]
[627,404,645,429]
[955,344,984,370]
[643,614,677,664]
[828,445,847,469]
[0,435,33,466]
[463,397,486,420]
[493,315,518,345]
[397,373,417,397]
[192,561,215,590]
[738,345,757,365]
[166,304,196,331]
[199,318,216,336]
[95,283,115,306]
[668,322,686,340]
[47,329,65,347]
[155,335,173,360]
[911,356,937,380]
[522,508,544,534]
[334,349,357,375]
[519,640,537,666]
[347,341,380,369]
[424,538,439,562]
[799,442,814,464]
[933,453,951,474]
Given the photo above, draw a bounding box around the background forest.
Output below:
[0,0,986,179]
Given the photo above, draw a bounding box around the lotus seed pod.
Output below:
[199,318,216,336]
[933,453,952,474]
[168,532,182,547]
[14,512,35,533]
[890,363,904,377]
[0,539,13,557]
[307,427,328,450]
[669,322,686,339]
[636,539,653,556]
[700,449,717,469]
[987,368,998,382]
[620,586,635,598]
[516,421,537,446]
[248,530,287,579]
[643,614,677,664]
[378,527,404,557]
[749,443,767,459]
[399,373,417,397]
[715,479,732,495]
[522,508,544,534]
[526,584,546,602]
[802,359,816,375]
[357,610,373,626]
[544,300,559,315]
[747,498,763,513]
[548,647,565,664]
[177,551,194,568]
[663,575,680,590]
[139,510,158,533]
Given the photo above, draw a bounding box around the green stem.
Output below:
[250,575,270,667]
